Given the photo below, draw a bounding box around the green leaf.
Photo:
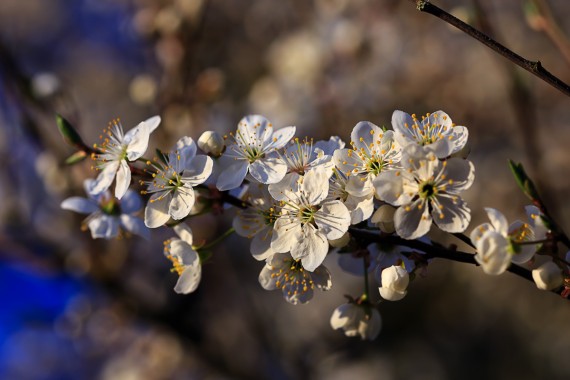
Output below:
[56,114,86,149]
[64,150,87,165]
[508,160,540,201]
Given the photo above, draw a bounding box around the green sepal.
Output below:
[64,150,87,165]
[56,114,87,149]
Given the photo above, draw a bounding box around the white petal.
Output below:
[176,136,197,163]
[373,170,412,206]
[91,161,119,195]
[441,158,475,192]
[345,194,374,224]
[120,190,144,214]
[333,148,362,175]
[170,242,201,294]
[258,264,277,290]
[88,215,119,239]
[120,214,150,240]
[350,121,383,151]
[266,126,296,150]
[144,193,172,228]
[268,172,299,201]
[216,160,249,191]
[379,287,407,301]
[345,175,374,198]
[391,110,416,142]
[297,225,328,271]
[301,169,329,205]
[484,207,509,236]
[169,188,195,220]
[311,265,332,290]
[429,138,453,158]
[249,157,287,184]
[173,223,193,245]
[125,123,153,161]
[394,199,431,239]
[474,230,511,275]
[250,232,274,261]
[314,201,350,240]
[182,155,213,186]
[114,160,131,199]
[450,125,468,155]
[61,197,98,214]
[433,195,471,233]
[271,217,302,254]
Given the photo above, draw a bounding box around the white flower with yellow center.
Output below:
[268,136,341,201]
[163,223,201,294]
[471,207,547,274]
[233,185,280,261]
[216,115,295,191]
[91,116,161,199]
[333,121,401,199]
[391,110,468,159]
[330,303,381,340]
[258,252,332,305]
[143,136,213,228]
[61,179,149,240]
[271,169,351,271]
[374,144,474,240]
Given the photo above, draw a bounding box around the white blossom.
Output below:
[61,179,149,240]
[532,261,563,291]
[330,303,381,340]
[271,169,351,271]
[163,223,201,294]
[258,252,331,304]
[268,137,337,201]
[233,184,279,261]
[374,144,474,239]
[326,169,374,225]
[216,115,295,191]
[333,121,402,199]
[391,110,468,159]
[143,136,213,228]
[91,116,161,199]
[198,130,225,157]
[378,265,410,301]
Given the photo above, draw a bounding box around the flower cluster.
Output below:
[59,109,569,341]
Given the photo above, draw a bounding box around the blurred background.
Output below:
[1,0,570,379]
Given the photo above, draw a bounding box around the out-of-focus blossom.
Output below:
[330,303,381,340]
[164,223,201,294]
[532,261,563,291]
[371,204,396,233]
[258,252,331,305]
[61,179,149,240]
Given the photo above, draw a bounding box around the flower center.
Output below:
[367,159,384,175]
[419,182,436,199]
[300,205,319,225]
[100,197,122,216]
[261,208,277,226]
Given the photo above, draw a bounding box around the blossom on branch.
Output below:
[374,144,474,239]
[270,169,351,271]
[391,110,468,159]
[216,115,295,191]
[143,137,213,228]
[378,265,410,301]
[91,116,161,199]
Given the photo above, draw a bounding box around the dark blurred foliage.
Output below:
[1,0,570,379]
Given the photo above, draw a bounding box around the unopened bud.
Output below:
[371,205,396,233]
[532,261,563,291]
[198,130,225,157]
[379,265,409,301]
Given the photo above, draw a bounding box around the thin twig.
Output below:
[412,0,570,98]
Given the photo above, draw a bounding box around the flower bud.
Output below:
[532,261,563,291]
[330,303,381,340]
[329,231,350,248]
[379,265,409,301]
[371,205,396,233]
[198,130,225,157]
